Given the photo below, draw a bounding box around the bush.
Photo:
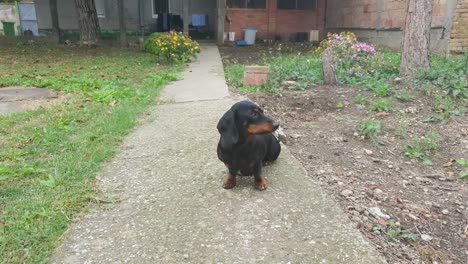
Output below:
[316,32,379,77]
[144,31,200,64]
[316,32,400,95]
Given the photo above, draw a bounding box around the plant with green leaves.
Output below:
[370,99,395,112]
[358,119,383,142]
[455,159,468,178]
[354,94,368,105]
[373,220,419,243]
[144,31,201,64]
[394,89,414,101]
[404,131,441,163]
[414,53,468,98]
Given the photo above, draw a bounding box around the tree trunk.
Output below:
[400,0,435,77]
[322,48,338,85]
[49,0,63,43]
[117,0,127,47]
[74,0,100,46]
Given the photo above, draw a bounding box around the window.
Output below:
[227,0,267,9]
[152,0,169,18]
[278,0,316,10]
[95,0,105,18]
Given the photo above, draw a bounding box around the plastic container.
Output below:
[2,21,15,36]
[229,32,235,42]
[243,27,256,45]
[236,40,247,46]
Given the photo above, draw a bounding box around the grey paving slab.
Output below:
[160,45,230,103]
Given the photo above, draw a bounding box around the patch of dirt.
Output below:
[219,43,467,263]
[246,86,467,264]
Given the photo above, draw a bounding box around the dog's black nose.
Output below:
[272,121,280,130]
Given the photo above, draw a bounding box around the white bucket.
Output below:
[229,32,236,42]
[244,27,257,45]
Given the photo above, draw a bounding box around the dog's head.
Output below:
[217,100,279,149]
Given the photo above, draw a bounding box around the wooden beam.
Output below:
[216,0,225,45]
[183,0,189,34]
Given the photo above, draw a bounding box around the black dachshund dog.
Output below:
[217,100,281,190]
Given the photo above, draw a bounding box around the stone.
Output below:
[441,209,449,215]
[363,148,373,155]
[368,207,391,220]
[340,189,353,197]
[421,234,433,242]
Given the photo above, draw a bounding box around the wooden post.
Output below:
[117,0,127,47]
[322,48,338,85]
[216,0,225,45]
[49,0,62,43]
[183,0,189,34]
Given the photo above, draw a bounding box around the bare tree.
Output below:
[49,0,62,43]
[400,0,435,77]
[74,0,100,46]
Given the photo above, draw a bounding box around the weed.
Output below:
[429,92,466,124]
[404,130,441,163]
[373,220,419,243]
[354,94,368,105]
[371,82,390,97]
[395,117,408,139]
[224,64,245,89]
[414,55,468,98]
[267,55,323,90]
[455,159,468,179]
[336,102,345,109]
[394,89,414,102]
[358,120,383,141]
[370,99,395,112]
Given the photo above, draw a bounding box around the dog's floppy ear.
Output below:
[217,109,238,149]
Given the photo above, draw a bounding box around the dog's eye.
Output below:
[250,112,258,119]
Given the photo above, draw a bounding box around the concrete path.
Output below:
[51,46,386,264]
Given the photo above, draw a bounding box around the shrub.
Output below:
[316,32,400,96]
[144,31,200,64]
[316,32,379,78]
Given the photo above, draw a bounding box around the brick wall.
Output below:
[326,0,447,30]
[225,0,326,41]
[326,0,465,53]
[449,0,468,53]
[225,8,269,39]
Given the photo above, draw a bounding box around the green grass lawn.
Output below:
[0,44,180,263]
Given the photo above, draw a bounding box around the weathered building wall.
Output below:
[326,0,464,53]
[0,3,20,35]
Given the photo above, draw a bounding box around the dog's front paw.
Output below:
[223,176,236,189]
[255,176,267,191]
